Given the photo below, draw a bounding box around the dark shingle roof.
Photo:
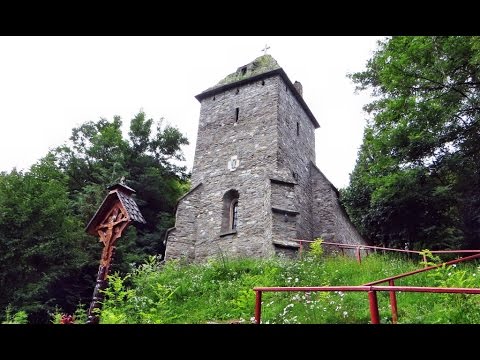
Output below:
[117,190,146,224]
[85,183,146,235]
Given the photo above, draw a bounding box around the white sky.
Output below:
[0,36,383,188]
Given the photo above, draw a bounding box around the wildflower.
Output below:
[452,264,457,268]
[60,314,74,324]
[343,311,348,318]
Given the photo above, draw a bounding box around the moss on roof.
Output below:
[207,54,280,91]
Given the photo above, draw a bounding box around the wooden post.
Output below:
[356,246,362,264]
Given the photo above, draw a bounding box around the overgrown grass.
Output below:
[96,251,480,324]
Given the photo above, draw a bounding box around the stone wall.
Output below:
[275,77,317,242]
[310,163,366,248]
[168,75,281,262]
[165,184,203,261]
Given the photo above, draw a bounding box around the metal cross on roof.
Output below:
[262,44,270,55]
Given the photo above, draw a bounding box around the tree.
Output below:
[0,111,189,322]
[342,36,480,250]
[0,155,93,322]
[54,111,190,268]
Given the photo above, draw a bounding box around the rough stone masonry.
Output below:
[165,54,367,262]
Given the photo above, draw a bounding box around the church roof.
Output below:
[209,54,281,90]
[195,55,320,129]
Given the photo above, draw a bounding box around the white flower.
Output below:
[343,311,348,318]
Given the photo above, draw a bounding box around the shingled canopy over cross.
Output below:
[85,182,146,324]
[85,183,146,235]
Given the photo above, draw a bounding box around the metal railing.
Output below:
[253,285,480,324]
[253,242,480,324]
[296,238,480,265]
[360,251,480,323]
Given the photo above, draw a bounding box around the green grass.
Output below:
[97,252,480,324]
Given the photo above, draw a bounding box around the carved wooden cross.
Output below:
[85,182,146,324]
[97,204,129,274]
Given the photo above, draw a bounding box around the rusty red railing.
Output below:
[360,251,480,323]
[253,285,480,324]
[253,242,480,324]
[296,238,480,266]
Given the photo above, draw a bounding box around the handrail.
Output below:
[295,238,480,254]
[295,238,480,266]
[296,239,421,255]
[253,285,480,294]
[254,243,480,324]
[253,285,480,324]
[363,251,480,286]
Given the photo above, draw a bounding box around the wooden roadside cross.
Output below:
[85,182,146,324]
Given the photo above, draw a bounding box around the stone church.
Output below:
[165,54,366,262]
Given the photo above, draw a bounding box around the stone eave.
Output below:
[310,161,339,196]
[270,178,297,187]
[195,68,320,129]
[172,182,203,217]
[176,182,203,203]
[271,207,299,216]
[272,239,300,248]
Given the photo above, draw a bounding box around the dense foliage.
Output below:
[89,253,480,324]
[342,36,480,250]
[0,112,189,323]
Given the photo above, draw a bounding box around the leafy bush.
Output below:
[2,305,28,324]
[80,252,480,324]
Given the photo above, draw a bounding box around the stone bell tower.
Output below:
[165,54,366,262]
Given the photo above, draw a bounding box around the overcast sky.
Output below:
[0,36,384,188]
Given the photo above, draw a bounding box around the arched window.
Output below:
[230,199,238,230]
[221,189,239,234]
